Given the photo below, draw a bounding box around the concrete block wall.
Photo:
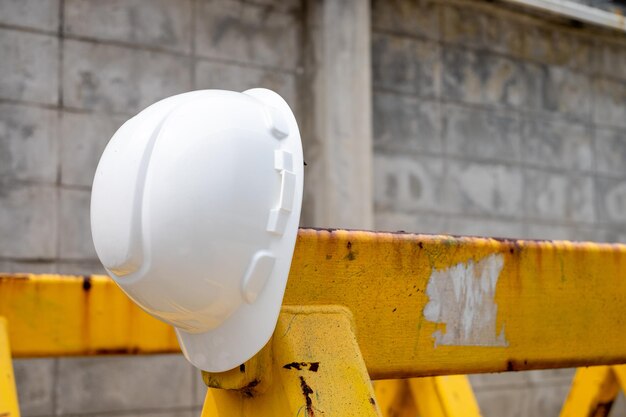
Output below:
[0,0,301,272]
[372,0,626,243]
[371,0,626,415]
[0,0,301,415]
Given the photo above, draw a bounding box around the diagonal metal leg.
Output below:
[409,375,482,417]
[201,306,381,417]
[612,365,626,394]
[374,379,418,417]
[375,375,482,417]
[560,366,619,417]
[0,317,20,417]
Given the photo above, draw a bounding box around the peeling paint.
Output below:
[423,254,508,347]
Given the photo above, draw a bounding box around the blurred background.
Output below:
[1,0,626,415]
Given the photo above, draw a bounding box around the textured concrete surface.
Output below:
[302,0,374,229]
[371,0,626,416]
[0,1,301,416]
[372,0,626,246]
[0,0,59,32]
[62,40,192,113]
[0,184,57,259]
[60,112,126,187]
[12,358,55,416]
[64,0,193,53]
[55,355,195,414]
[1,0,626,415]
[0,28,59,104]
[195,0,300,69]
[0,103,58,182]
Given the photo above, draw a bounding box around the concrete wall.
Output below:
[372,0,626,243]
[1,0,301,415]
[2,0,626,416]
[371,0,626,415]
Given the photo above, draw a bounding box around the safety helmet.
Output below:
[90,89,303,372]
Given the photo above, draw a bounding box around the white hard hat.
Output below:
[90,88,303,372]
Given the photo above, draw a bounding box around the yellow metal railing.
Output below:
[2,229,626,416]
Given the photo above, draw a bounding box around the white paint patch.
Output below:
[423,254,508,347]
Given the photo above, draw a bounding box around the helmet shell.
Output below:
[91,89,304,371]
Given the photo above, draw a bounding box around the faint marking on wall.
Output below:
[423,253,508,347]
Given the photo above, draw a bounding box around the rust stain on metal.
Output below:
[0,274,29,281]
[345,240,356,261]
[299,376,315,417]
[283,362,319,372]
[590,401,614,417]
[241,378,261,398]
[506,360,515,372]
[82,276,92,291]
[81,275,92,351]
[92,347,141,355]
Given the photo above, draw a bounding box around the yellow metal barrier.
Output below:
[4,230,626,373]
[560,365,626,417]
[201,306,380,416]
[375,376,482,417]
[375,379,418,417]
[199,309,482,417]
[2,229,626,415]
[0,274,179,357]
[0,317,20,417]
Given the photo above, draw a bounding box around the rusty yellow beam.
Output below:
[202,308,480,416]
[287,230,626,378]
[0,275,179,357]
[0,317,20,417]
[2,229,626,379]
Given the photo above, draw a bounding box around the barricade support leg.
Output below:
[374,379,417,417]
[0,317,20,417]
[409,375,482,417]
[375,375,481,417]
[560,366,619,417]
[201,306,381,417]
